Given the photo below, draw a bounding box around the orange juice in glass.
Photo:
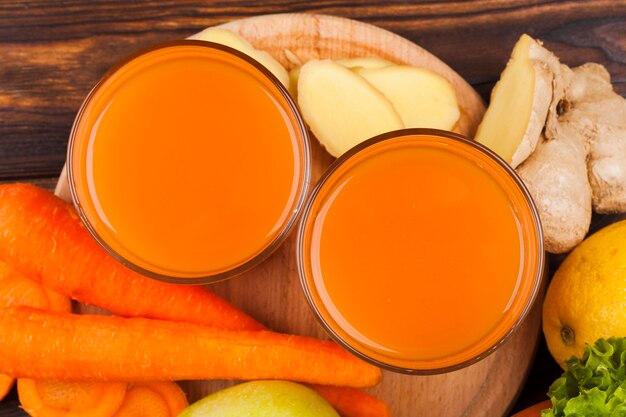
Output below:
[69,41,310,283]
[297,129,543,373]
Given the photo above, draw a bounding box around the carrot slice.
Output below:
[112,387,170,417]
[0,306,381,388]
[0,374,14,401]
[17,379,127,417]
[112,382,188,417]
[0,183,263,331]
[310,385,392,417]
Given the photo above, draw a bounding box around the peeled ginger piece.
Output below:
[334,57,394,70]
[356,65,460,131]
[475,34,558,168]
[189,27,289,88]
[290,57,394,99]
[297,60,404,157]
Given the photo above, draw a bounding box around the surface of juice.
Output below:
[70,43,307,279]
[300,133,542,370]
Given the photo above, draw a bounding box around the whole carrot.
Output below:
[0,306,381,388]
[310,385,392,417]
[0,374,12,402]
[0,184,262,331]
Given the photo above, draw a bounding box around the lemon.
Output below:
[543,220,626,369]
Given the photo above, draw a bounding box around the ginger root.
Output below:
[562,64,626,214]
[516,130,592,253]
[477,34,626,253]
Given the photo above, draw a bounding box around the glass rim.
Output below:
[296,128,545,374]
[67,39,311,285]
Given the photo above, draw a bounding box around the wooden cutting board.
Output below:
[55,13,543,417]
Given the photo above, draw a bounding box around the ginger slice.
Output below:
[288,66,301,98]
[475,34,559,168]
[334,57,394,70]
[297,60,404,157]
[189,27,289,88]
[356,65,460,131]
[289,57,393,99]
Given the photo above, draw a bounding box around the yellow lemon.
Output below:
[543,219,626,369]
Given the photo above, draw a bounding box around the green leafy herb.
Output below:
[541,337,626,417]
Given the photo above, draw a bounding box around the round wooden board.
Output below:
[56,13,542,417]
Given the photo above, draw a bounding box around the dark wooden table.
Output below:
[1,1,625,415]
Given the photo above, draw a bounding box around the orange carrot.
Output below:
[0,259,71,313]
[310,385,392,417]
[0,374,13,402]
[510,401,552,417]
[17,379,127,417]
[0,183,263,331]
[112,382,188,417]
[0,259,71,401]
[0,306,381,388]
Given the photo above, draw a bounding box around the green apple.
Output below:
[179,380,340,417]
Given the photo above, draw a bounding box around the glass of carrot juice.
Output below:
[297,129,544,373]
[68,41,310,283]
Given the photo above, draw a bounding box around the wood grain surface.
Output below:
[1,1,626,416]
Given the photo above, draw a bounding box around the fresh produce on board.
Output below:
[1,15,625,417]
[179,381,340,417]
[476,34,626,254]
[543,220,626,368]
